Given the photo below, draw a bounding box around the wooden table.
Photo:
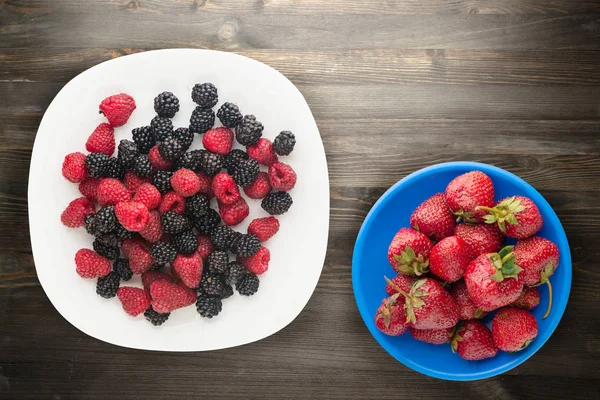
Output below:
[1,1,599,398]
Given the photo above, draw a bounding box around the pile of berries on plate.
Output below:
[376,171,559,361]
[60,84,297,325]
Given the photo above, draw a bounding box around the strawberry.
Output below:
[450,280,485,320]
[99,93,136,127]
[385,274,414,296]
[410,193,455,242]
[479,195,543,239]
[454,223,503,258]
[409,327,453,345]
[387,228,433,276]
[172,253,203,288]
[86,123,116,156]
[511,286,540,310]
[492,307,538,352]
[116,287,151,316]
[374,296,409,336]
[150,280,197,313]
[429,236,472,283]
[451,320,498,360]
[445,171,494,223]
[202,127,233,155]
[75,249,111,278]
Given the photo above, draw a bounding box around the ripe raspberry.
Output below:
[139,210,163,243]
[99,93,136,127]
[172,253,204,288]
[150,280,197,313]
[75,249,111,278]
[78,177,101,201]
[148,145,173,170]
[123,238,153,275]
[141,270,174,293]
[133,183,161,210]
[62,152,88,183]
[85,122,115,156]
[171,168,201,197]
[196,172,214,198]
[242,172,271,199]
[238,246,270,275]
[219,197,249,226]
[211,172,240,205]
[97,178,132,206]
[196,235,214,259]
[268,162,297,191]
[117,287,151,316]
[247,138,278,166]
[115,201,150,232]
[248,217,280,242]
[61,197,95,228]
[158,191,186,214]
[123,171,150,192]
[202,127,233,156]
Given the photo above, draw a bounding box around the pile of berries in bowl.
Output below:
[60,83,297,326]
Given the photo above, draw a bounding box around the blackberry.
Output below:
[217,102,243,128]
[172,230,198,255]
[173,127,194,151]
[236,273,259,296]
[84,213,97,236]
[113,258,133,281]
[225,149,249,175]
[132,126,155,154]
[95,206,117,234]
[103,157,126,180]
[230,231,242,252]
[232,158,259,187]
[150,263,166,271]
[210,225,236,251]
[189,107,215,134]
[198,150,224,177]
[113,222,135,240]
[150,241,178,264]
[151,116,174,142]
[175,150,202,171]
[95,233,121,248]
[206,250,229,273]
[161,211,191,234]
[93,239,119,260]
[201,272,225,297]
[224,261,248,286]
[152,170,173,194]
[221,283,234,299]
[117,139,139,168]
[85,152,110,178]
[196,293,222,318]
[144,307,170,326]
[234,234,261,257]
[132,154,153,178]
[96,272,120,299]
[185,194,210,218]
[261,192,293,215]
[191,82,218,108]
[154,91,180,118]
[273,130,296,156]
[235,115,263,146]
[193,208,221,235]
[158,137,183,161]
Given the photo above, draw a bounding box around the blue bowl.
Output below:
[352,162,571,381]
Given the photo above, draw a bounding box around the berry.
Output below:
[248,216,279,242]
[189,107,215,134]
[247,138,278,166]
[445,171,495,223]
[133,183,161,210]
[375,297,409,336]
[482,196,543,239]
[429,236,472,283]
[75,249,111,279]
[117,287,151,316]
[206,251,229,273]
[175,150,201,171]
[212,172,240,205]
[123,238,153,274]
[124,170,150,192]
[261,192,292,215]
[85,152,110,178]
[201,271,226,296]
[94,205,118,234]
[238,246,270,275]
[158,191,186,214]
[273,130,296,156]
[225,149,249,175]
[158,137,183,161]
[161,211,191,234]
[114,222,135,240]
[103,157,126,180]
[139,210,164,243]
[232,158,259,187]
[86,123,115,156]
[173,127,194,151]
[93,239,119,260]
[236,273,259,296]
[61,197,95,228]
[492,308,538,352]
[113,258,133,281]
[97,178,131,206]
[191,82,218,108]
[171,168,201,197]
[203,127,233,155]
[141,270,173,293]
[243,172,271,199]
[79,177,101,201]
[115,201,150,232]
[95,233,122,248]
[220,282,234,299]
[385,274,414,296]
[511,286,541,310]
[210,225,236,251]
[234,234,260,257]
[154,91,179,118]
[410,193,455,242]
[224,261,247,286]
[62,152,88,183]
[185,194,210,218]
[172,230,198,255]
[96,271,120,298]
[151,116,174,141]
[152,170,173,194]
[235,115,263,146]
[99,93,136,127]
[150,241,178,264]
[196,172,214,198]
[219,197,249,226]
[144,307,170,326]
[132,126,155,154]
[151,263,166,271]
[172,252,203,288]
[117,139,139,168]
[132,154,153,178]
[148,145,173,170]
[198,150,224,177]
[410,327,453,345]
[450,280,485,320]
[268,162,296,191]
[193,208,221,235]
[196,293,222,318]
[452,320,498,361]
[195,235,214,260]
[217,102,242,128]
[454,223,503,258]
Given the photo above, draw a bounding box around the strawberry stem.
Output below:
[384,276,410,299]
[542,279,553,319]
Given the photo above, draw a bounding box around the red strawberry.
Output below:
[122,238,153,275]
[85,123,115,156]
[172,253,203,288]
[195,235,214,260]
[62,152,88,183]
[238,246,270,275]
[123,171,149,192]
[99,93,136,127]
[196,172,214,199]
[387,228,433,276]
[268,162,297,191]
[219,196,249,226]
[97,178,132,206]
[202,127,233,155]
[139,210,163,243]
[158,191,186,214]
[410,193,455,242]
[75,249,111,278]
[454,223,503,258]
[464,248,523,312]
[243,171,272,199]
[133,183,161,210]
[451,320,498,361]
[247,138,278,166]
[480,195,543,239]
[148,145,173,170]
[78,177,101,201]
[115,201,149,232]
[445,171,494,223]
[385,274,414,296]
[171,168,201,197]
[141,270,173,293]
[492,307,538,352]
[410,327,453,344]
[429,236,472,283]
[150,280,197,313]
[450,280,485,320]
[116,287,151,316]
[375,296,410,336]
[248,217,280,242]
[61,197,95,228]
[511,286,540,310]
[212,172,240,205]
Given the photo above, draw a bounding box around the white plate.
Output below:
[28,49,329,351]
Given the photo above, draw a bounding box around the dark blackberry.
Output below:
[113,258,133,281]
[103,157,126,180]
[224,261,248,286]
[175,150,202,171]
[234,234,261,257]
[185,194,210,218]
[132,126,155,154]
[230,231,242,252]
[144,307,170,326]
[217,102,243,128]
[173,127,194,151]
[193,208,221,235]
[158,137,183,161]
[113,222,135,240]
[191,82,218,108]
[85,152,110,178]
[210,225,236,251]
[273,130,296,156]
[150,241,178,264]
[151,116,174,142]
[172,231,198,255]
[150,263,166,271]
[95,233,121,248]
[95,206,117,234]
[206,251,229,273]
[221,283,234,299]
[117,139,139,168]
[201,272,225,297]
[198,150,224,177]
[93,239,119,260]
[154,91,180,118]
[96,272,120,299]
[152,170,173,194]
[225,149,249,175]
[235,115,263,146]
[196,293,222,318]
[261,192,293,215]
[161,211,191,234]
[84,213,97,236]
[232,158,259,187]
[236,273,259,296]
[189,107,215,134]
[132,154,153,178]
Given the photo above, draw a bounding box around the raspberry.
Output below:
[151,116,174,141]
[268,162,297,191]
[172,230,198,254]
[154,91,180,118]
[172,253,203,288]
[202,127,233,156]
[113,258,133,281]
[235,115,263,146]
[247,138,278,166]
[86,122,115,156]
[104,157,126,180]
[148,145,173,170]
[123,238,153,275]
[141,270,173,293]
[232,158,259,187]
[158,191,186,214]
[186,194,210,218]
[123,170,150,192]
[191,82,218,108]
[234,234,261,257]
[144,307,170,326]
[139,210,163,243]
[173,127,194,151]
[238,246,270,275]
[198,151,225,177]
[150,280,197,313]
[117,139,139,168]
[61,197,95,228]
[241,173,270,200]
[225,149,249,175]
[175,150,201,171]
[211,172,240,205]
[132,154,153,178]
[189,107,215,134]
[161,211,191,234]
[62,152,88,183]
[196,293,222,318]
[273,130,296,156]
[206,251,229,273]
[217,102,243,128]
[115,201,150,232]
[150,241,178,264]
[152,170,173,194]
[78,177,101,200]
[171,168,201,197]
[96,272,120,298]
[117,287,151,316]
[236,273,259,296]
[261,192,293,215]
[196,172,214,198]
[97,178,132,206]
[195,235,214,259]
[193,208,221,235]
[133,183,161,210]
[248,216,280,242]
[158,137,183,161]
[99,93,136,127]
[219,197,249,226]
[75,249,111,279]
